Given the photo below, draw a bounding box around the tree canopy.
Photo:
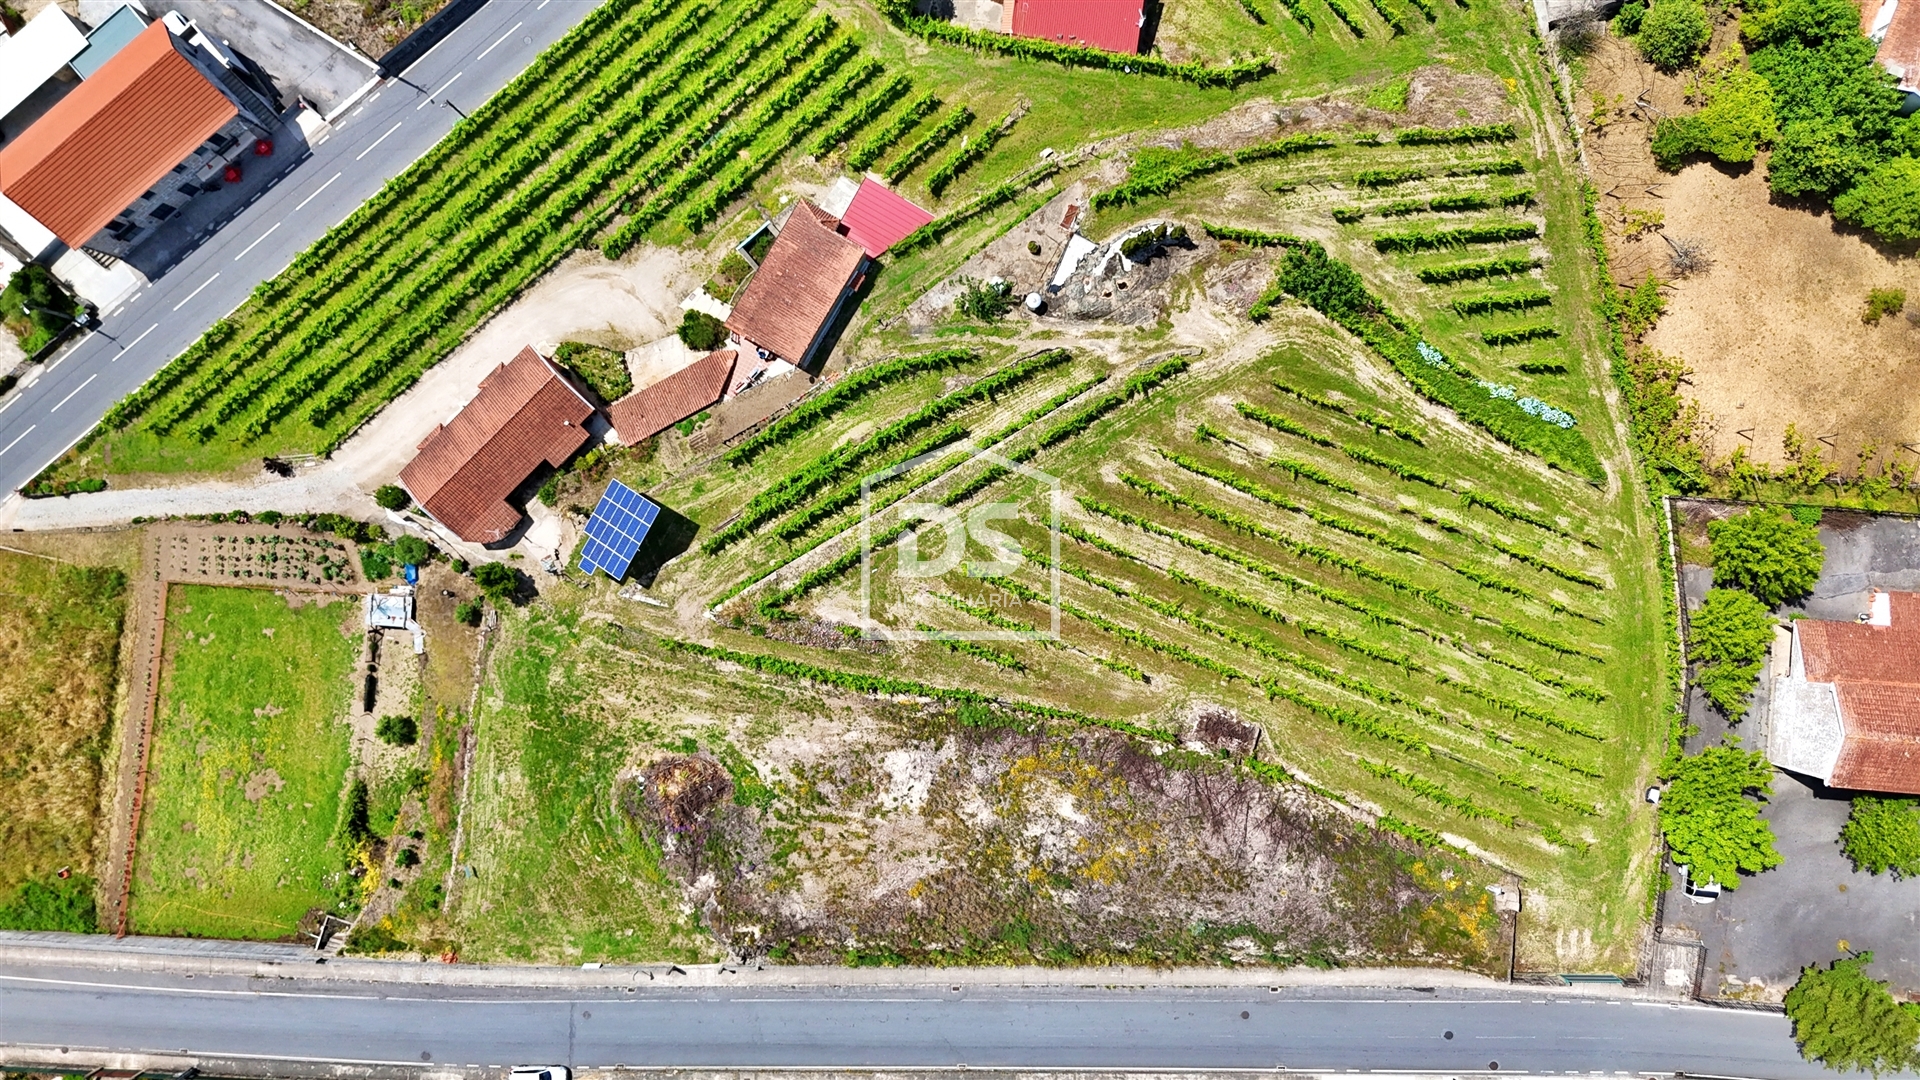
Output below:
[1840,796,1920,879]
[1661,746,1782,889]
[1688,588,1777,720]
[1707,508,1824,607]
[1784,953,1920,1075]
[1639,0,1712,70]
[1835,157,1920,243]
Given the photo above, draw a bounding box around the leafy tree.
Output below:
[1661,745,1783,890]
[1689,588,1777,720]
[1615,0,1646,33]
[955,276,1015,321]
[1708,508,1825,606]
[1652,57,1778,167]
[391,534,430,567]
[1841,796,1920,878]
[1835,157,1920,243]
[375,714,417,746]
[472,561,517,602]
[1639,0,1711,70]
[677,309,727,351]
[454,598,483,626]
[1784,952,1920,1075]
[373,484,410,510]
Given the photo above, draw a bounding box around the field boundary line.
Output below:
[114,568,168,936]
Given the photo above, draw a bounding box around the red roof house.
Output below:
[838,179,935,258]
[1769,590,1920,794]
[0,20,237,248]
[608,348,738,443]
[400,346,595,545]
[1868,0,1920,100]
[1005,0,1145,54]
[724,200,869,368]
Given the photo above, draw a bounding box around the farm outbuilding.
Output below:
[723,200,869,371]
[1767,589,1920,794]
[608,347,738,444]
[399,345,596,546]
[1002,0,1144,53]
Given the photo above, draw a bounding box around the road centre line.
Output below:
[356,121,403,161]
[417,70,463,109]
[537,0,551,8]
[234,222,282,260]
[49,373,98,413]
[0,425,36,458]
[173,273,221,311]
[115,323,159,360]
[0,394,17,414]
[477,21,523,60]
[294,171,342,211]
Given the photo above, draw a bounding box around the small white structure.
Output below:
[364,588,425,654]
[0,7,88,127]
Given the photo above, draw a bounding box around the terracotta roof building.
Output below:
[1767,590,1920,794]
[0,16,273,254]
[399,346,596,545]
[1868,0,1920,106]
[838,179,934,258]
[724,200,869,369]
[1004,0,1145,54]
[608,348,738,443]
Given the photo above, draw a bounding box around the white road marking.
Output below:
[350,105,364,117]
[233,222,282,260]
[314,132,331,147]
[49,373,98,413]
[367,91,381,103]
[477,21,523,60]
[116,323,158,360]
[173,273,221,311]
[0,394,18,414]
[0,425,36,458]
[294,171,342,211]
[417,70,463,110]
[537,0,551,8]
[356,121,403,161]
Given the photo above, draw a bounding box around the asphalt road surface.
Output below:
[0,0,599,497]
[0,965,1826,1076]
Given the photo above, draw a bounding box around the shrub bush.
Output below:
[1864,287,1908,323]
[1708,508,1825,606]
[554,340,634,401]
[473,561,517,602]
[1638,0,1711,70]
[1688,588,1776,720]
[1840,796,1920,877]
[1834,157,1920,243]
[360,548,392,581]
[1650,56,1778,168]
[955,276,1014,321]
[376,714,418,746]
[1783,953,1920,1074]
[1615,0,1646,32]
[0,875,97,932]
[373,484,409,510]
[0,263,81,354]
[678,309,727,351]
[392,534,430,567]
[455,598,483,626]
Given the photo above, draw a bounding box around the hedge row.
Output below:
[772,421,968,542]
[916,624,1026,671]
[1360,760,1517,827]
[1093,135,1334,210]
[811,72,910,157]
[847,90,939,171]
[726,349,979,466]
[1161,450,1418,554]
[1415,255,1539,284]
[928,107,1020,198]
[1271,381,1423,443]
[1480,324,1559,346]
[1452,289,1551,317]
[1325,0,1370,35]
[1396,123,1516,145]
[1200,222,1307,248]
[1356,166,1425,188]
[1367,0,1411,33]
[1373,222,1539,252]
[884,105,974,185]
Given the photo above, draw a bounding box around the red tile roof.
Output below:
[1877,0,1920,91]
[608,349,736,443]
[1007,0,1145,54]
[0,21,237,248]
[1797,592,1920,794]
[839,179,934,258]
[400,346,595,545]
[724,199,868,365]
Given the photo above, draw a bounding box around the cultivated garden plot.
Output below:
[131,585,360,939]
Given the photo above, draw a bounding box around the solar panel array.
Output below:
[578,479,660,580]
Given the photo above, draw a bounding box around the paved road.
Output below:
[0,964,1826,1076]
[0,0,601,497]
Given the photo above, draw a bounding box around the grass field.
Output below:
[0,551,127,929]
[46,0,1536,489]
[130,586,359,939]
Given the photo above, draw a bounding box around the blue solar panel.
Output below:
[578,479,660,580]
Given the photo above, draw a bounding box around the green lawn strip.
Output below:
[131,586,358,939]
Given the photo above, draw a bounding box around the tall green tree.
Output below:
[1708,508,1825,607]
[1689,588,1777,720]
[1661,746,1782,889]
[1639,0,1712,70]
[1840,797,1920,878]
[1784,953,1920,1075]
